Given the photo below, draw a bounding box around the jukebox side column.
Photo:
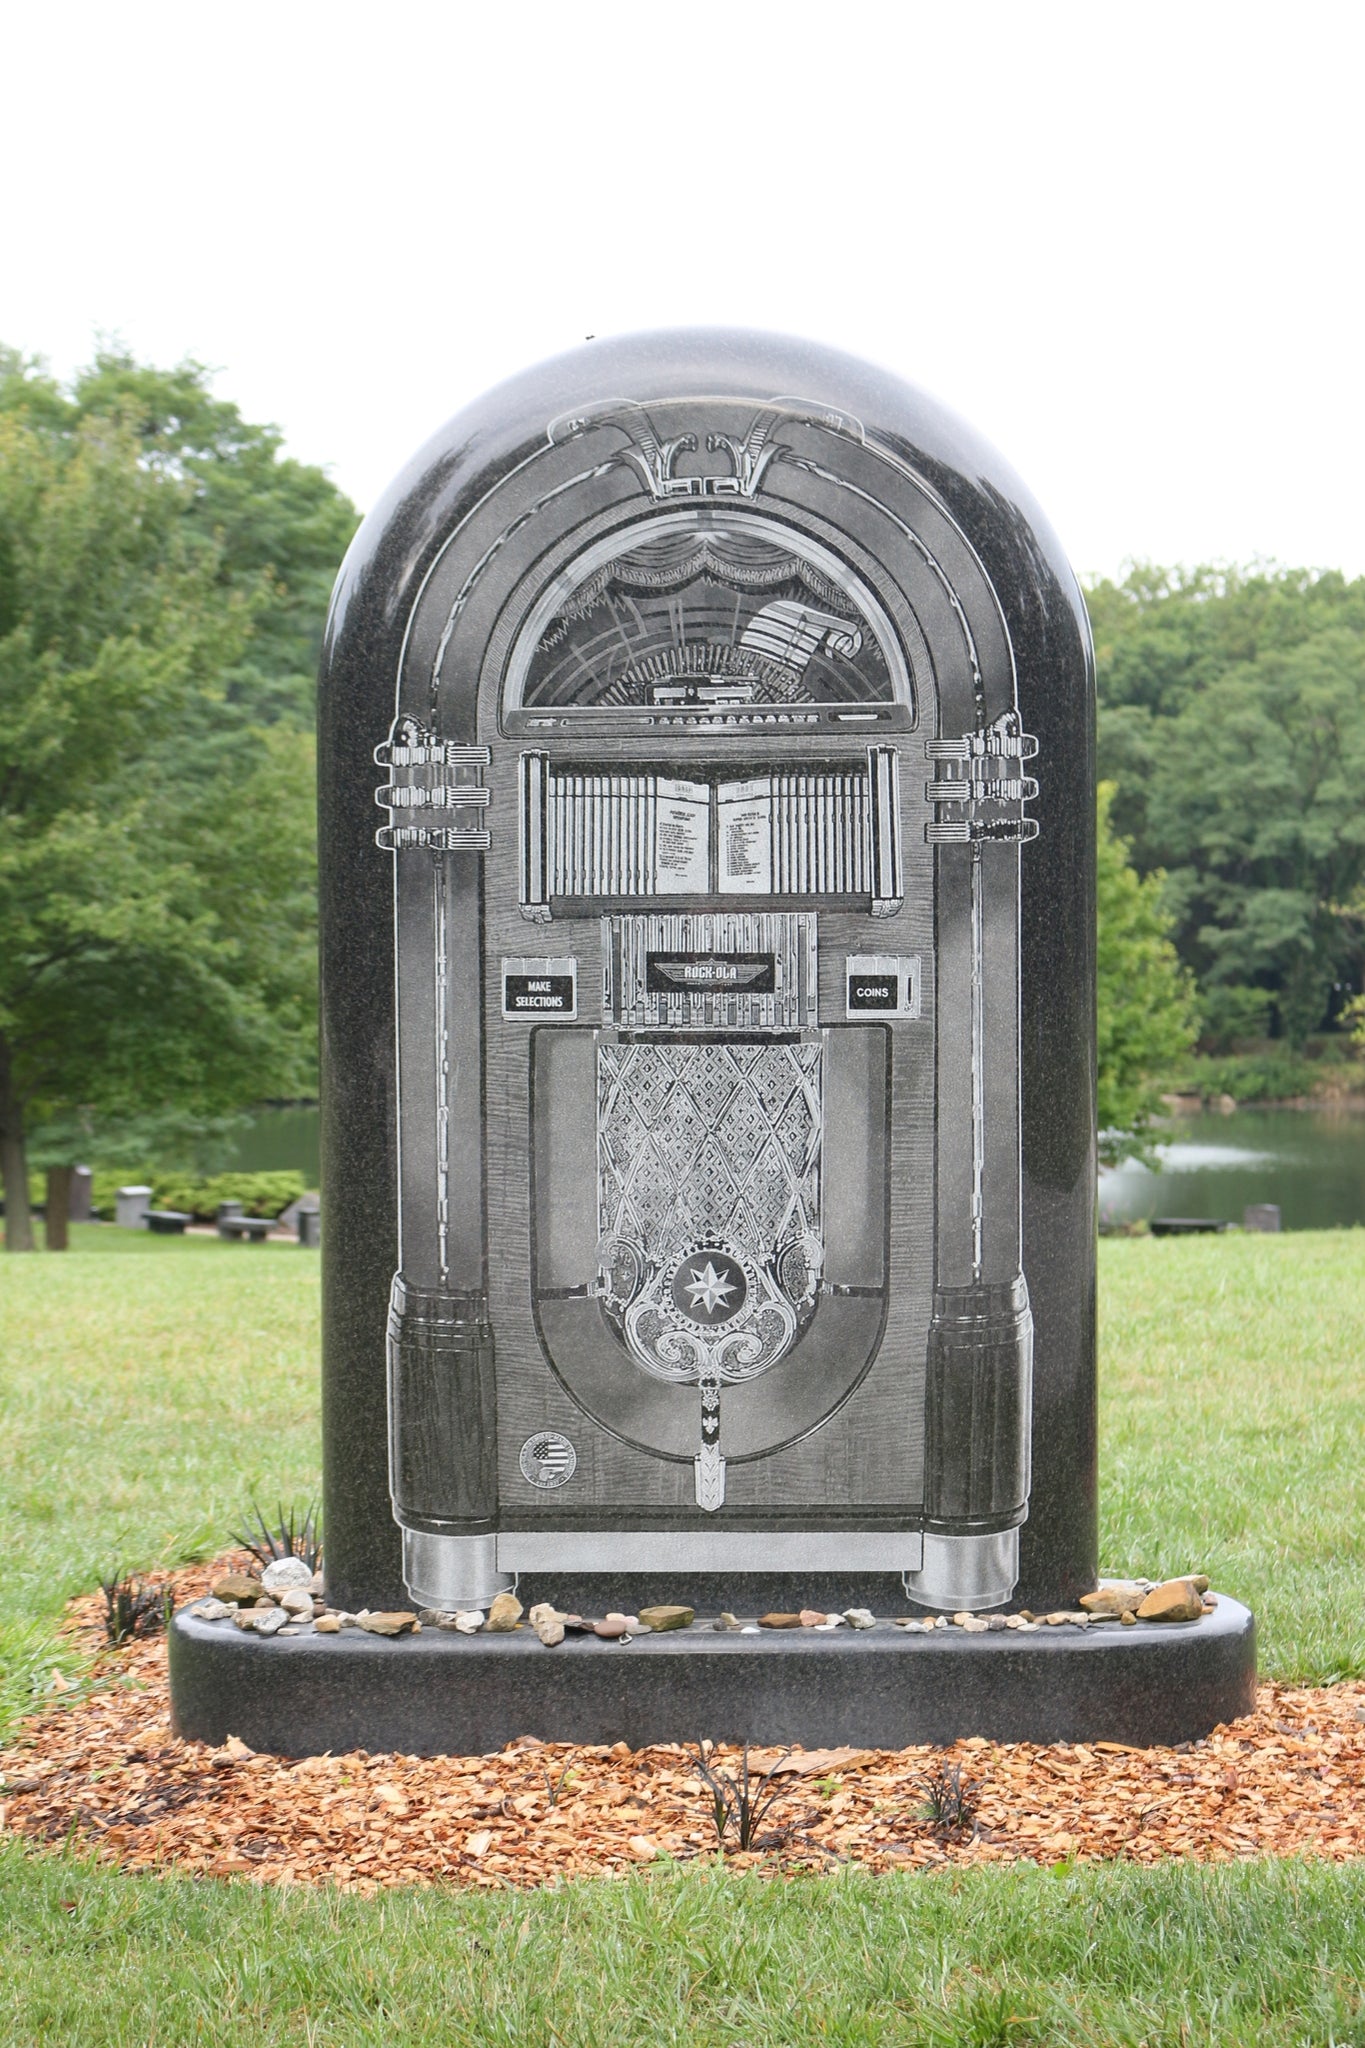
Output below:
[375,718,511,1612]
[908,712,1039,1611]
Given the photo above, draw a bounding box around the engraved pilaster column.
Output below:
[908,712,1039,1611]
[375,718,510,1611]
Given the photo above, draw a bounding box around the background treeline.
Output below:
[0,347,356,1247]
[1091,565,1365,1058]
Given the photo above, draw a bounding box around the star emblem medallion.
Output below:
[669,1247,748,1326]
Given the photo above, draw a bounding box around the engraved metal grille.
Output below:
[597,1040,822,1258]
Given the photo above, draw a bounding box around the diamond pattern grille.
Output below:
[598,1040,822,1260]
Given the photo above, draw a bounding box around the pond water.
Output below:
[1100,1108,1365,1232]
[222,1104,1365,1233]
[215,1104,321,1186]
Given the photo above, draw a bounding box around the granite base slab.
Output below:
[169,1598,1255,1757]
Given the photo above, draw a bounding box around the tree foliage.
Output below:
[0,348,356,1247]
[0,345,356,724]
[1090,564,1365,1046]
[1095,782,1198,1165]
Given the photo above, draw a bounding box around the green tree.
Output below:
[0,344,356,726]
[1096,782,1198,1165]
[0,351,355,1249]
[1090,564,1365,1046]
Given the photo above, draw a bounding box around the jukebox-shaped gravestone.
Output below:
[167,333,1257,1757]
[318,330,1097,1625]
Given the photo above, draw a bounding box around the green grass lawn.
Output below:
[1,1227,1363,2046]
[2,1846,1362,2047]
[0,1226,322,1731]
[1096,1231,1365,1686]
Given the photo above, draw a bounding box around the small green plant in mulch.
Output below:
[231,1499,323,1574]
[99,1571,172,1647]
[687,1742,807,1854]
[917,1758,981,1838]
[543,1765,577,1806]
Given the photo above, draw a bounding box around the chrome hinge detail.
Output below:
[375,719,491,852]
[924,714,1039,846]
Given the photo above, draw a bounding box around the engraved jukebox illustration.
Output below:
[374,395,1038,1616]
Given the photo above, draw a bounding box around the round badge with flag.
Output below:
[519,1431,577,1488]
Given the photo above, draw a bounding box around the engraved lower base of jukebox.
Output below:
[495,1528,926,1574]
[532,1290,888,1471]
[489,1525,1020,1613]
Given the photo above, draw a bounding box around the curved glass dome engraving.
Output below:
[503,510,912,725]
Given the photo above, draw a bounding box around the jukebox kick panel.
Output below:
[375,393,1037,1615]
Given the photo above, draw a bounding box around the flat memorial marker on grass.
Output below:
[170,330,1254,1754]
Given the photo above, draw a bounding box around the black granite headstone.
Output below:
[317,330,1096,1621]
[170,330,1256,1755]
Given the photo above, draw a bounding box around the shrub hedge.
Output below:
[88,1170,307,1221]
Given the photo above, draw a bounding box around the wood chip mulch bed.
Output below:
[2,1559,1362,1892]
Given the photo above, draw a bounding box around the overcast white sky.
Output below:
[4,1,1362,582]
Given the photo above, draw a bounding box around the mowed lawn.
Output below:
[0,1228,325,1729]
[1095,1231,1365,1685]
[0,1226,1363,2046]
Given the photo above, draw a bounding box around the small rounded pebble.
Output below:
[186,1598,231,1622]
[211,1573,263,1605]
[529,1603,566,1647]
[1136,1579,1205,1624]
[358,1611,418,1636]
[261,1557,315,1594]
[638,1605,693,1632]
